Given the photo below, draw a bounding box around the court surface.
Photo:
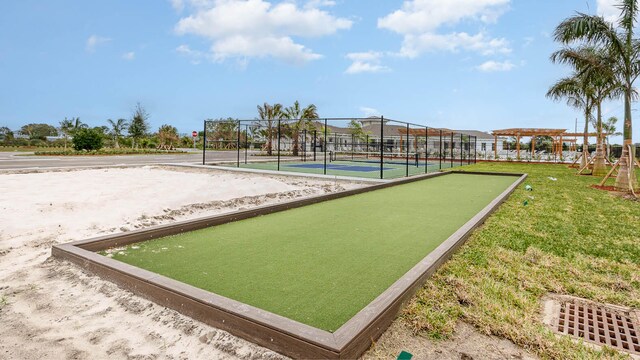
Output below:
[231,158,465,179]
[107,173,517,332]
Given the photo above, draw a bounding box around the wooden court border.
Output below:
[52,170,527,359]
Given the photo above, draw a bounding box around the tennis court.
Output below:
[105,173,519,332]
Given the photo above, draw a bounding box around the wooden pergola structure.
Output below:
[491,128,598,159]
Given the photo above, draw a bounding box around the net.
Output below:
[329,151,422,166]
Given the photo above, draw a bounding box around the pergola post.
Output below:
[516,134,521,159]
[494,134,497,159]
[531,136,536,159]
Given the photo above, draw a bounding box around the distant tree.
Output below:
[107,118,128,148]
[72,127,104,151]
[58,118,75,149]
[70,117,87,136]
[603,116,623,159]
[284,101,319,156]
[157,124,179,150]
[257,103,284,155]
[0,126,14,141]
[19,123,58,140]
[128,102,149,149]
[347,119,367,140]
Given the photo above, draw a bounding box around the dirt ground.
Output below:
[0,165,535,359]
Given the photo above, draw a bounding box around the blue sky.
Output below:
[0,0,634,142]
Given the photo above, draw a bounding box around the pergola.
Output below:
[491,128,600,159]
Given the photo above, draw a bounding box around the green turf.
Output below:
[230,159,466,179]
[107,173,518,331]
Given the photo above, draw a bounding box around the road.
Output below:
[0,150,241,170]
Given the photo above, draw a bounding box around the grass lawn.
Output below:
[403,162,640,359]
[106,173,517,332]
[231,159,467,179]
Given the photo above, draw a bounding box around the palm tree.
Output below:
[284,101,319,156]
[551,46,622,175]
[547,75,594,169]
[603,116,623,160]
[257,103,284,156]
[59,118,74,149]
[553,0,638,189]
[70,117,87,135]
[107,118,128,148]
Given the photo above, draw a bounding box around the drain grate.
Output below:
[554,299,640,355]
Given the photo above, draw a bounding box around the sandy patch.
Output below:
[0,165,362,359]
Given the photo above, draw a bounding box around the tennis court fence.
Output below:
[202,117,478,179]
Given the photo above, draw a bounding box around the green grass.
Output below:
[403,163,640,359]
[107,173,517,332]
[229,159,467,179]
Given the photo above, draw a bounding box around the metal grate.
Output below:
[554,299,640,356]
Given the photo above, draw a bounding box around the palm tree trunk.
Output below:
[292,130,299,156]
[615,88,638,191]
[581,106,589,169]
[593,101,607,176]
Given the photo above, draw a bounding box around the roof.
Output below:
[455,130,494,140]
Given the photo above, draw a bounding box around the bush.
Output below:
[72,128,104,151]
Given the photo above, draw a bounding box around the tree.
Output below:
[157,124,179,150]
[546,75,594,168]
[257,103,284,155]
[59,118,75,149]
[603,116,623,159]
[128,102,149,149]
[0,126,14,141]
[19,123,58,140]
[107,118,128,148]
[72,127,104,151]
[551,46,622,175]
[553,0,638,190]
[284,101,319,156]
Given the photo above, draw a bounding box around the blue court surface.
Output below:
[287,163,392,172]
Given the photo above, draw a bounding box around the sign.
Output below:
[192,131,198,137]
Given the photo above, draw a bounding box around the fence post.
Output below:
[425,127,429,173]
[450,132,454,168]
[323,119,327,175]
[244,124,248,164]
[380,116,384,179]
[439,129,442,170]
[202,120,207,165]
[277,118,281,171]
[236,121,240,168]
[405,123,409,177]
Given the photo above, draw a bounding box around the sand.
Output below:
[0,165,534,360]
[0,165,363,360]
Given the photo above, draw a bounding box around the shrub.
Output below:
[72,128,104,151]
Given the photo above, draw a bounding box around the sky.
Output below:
[0,0,635,143]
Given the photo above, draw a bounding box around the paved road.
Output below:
[0,150,242,170]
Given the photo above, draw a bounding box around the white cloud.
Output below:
[122,52,135,60]
[170,0,185,12]
[345,51,390,74]
[597,0,619,23]
[174,0,352,65]
[304,0,336,9]
[85,35,111,53]
[476,60,514,72]
[360,107,380,117]
[378,0,511,58]
[176,44,206,64]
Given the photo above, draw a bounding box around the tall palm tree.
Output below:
[257,103,284,155]
[551,46,623,175]
[547,75,594,169]
[284,101,319,156]
[107,118,128,148]
[553,0,638,189]
[59,118,74,149]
